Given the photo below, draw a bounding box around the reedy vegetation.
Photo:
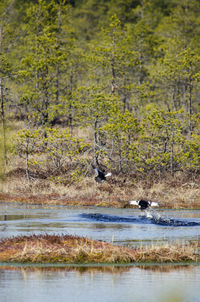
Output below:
[0,234,199,263]
[1,0,200,189]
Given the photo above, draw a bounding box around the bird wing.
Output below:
[129,200,139,206]
[105,172,112,177]
[151,202,159,207]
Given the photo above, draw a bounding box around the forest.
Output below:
[0,0,200,206]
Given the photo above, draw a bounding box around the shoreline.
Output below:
[0,192,200,210]
[0,261,199,269]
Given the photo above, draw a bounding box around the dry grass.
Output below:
[1,173,200,209]
[1,149,200,208]
[0,234,199,264]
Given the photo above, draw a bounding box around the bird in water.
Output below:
[129,199,159,210]
[92,164,112,183]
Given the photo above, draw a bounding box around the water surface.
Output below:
[0,202,200,302]
[0,264,199,302]
[0,202,200,246]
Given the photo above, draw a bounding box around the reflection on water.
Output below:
[138,264,195,273]
[0,264,199,302]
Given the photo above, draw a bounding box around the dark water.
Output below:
[81,211,200,226]
[0,202,200,302]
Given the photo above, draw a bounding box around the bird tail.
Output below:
[129,200,138,206]
[151,202,159,207]
[105,172,112,177]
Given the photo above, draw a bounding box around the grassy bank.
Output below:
[1,121,200,209]
[0,173,200,209]
[0,234,199,264]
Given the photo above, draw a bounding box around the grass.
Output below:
[0,234,199,264]
[1,157,200,209]
[0,174,200,209]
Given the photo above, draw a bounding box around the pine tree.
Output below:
[0,0,14,168]
[17,0,75,127]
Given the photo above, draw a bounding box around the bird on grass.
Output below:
[129,199,159,210]
[92,164,112,183]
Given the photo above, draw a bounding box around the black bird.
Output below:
[92,165,112,183]
[129,199,158,210]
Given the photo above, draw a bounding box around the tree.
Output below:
[0,0,14,167]
[78,87,117,165]
[17,0,75,127]
[15,126,91,182]
[101,109,140,172]
[15,128,42,181]
[87,15,139,112]
[139,106,187,175]
[151,0,200,135]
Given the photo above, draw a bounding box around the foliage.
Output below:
[15,126,91,181]
[2,0,200,181]
[101,110,140,172]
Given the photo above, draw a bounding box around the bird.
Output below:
[129,199,159,210]
[92,164,112,183]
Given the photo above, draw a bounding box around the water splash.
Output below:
[80,211,200,227]
[143,209,200,226]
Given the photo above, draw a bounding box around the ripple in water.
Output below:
[80,212,200,227]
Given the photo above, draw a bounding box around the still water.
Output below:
[0,264,200,302]
[0,202,200,302]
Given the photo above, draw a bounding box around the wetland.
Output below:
[0,202,200,301]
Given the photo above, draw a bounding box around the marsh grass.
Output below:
[0,234,199,264]
[1,138,200,209]
[0,175,200,209]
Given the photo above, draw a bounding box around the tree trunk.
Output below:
[111,56,116,93]
[188,80,193,137]
[170,128,174,176]
[0,78,7,166]
[68,69,73,135]
[25,138,30,181]
[94,119,99,165]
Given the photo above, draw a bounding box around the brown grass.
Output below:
[1,149,200,209]
[0,175,200,209]
[0,234,199,264]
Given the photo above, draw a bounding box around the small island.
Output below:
[0,234,199,264]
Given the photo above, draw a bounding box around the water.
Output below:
[0,202,200,302]
[0,264,200,302]
[0,203,200,246]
